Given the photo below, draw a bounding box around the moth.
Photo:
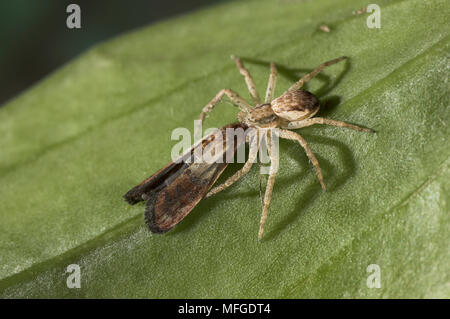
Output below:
[124,56,374,240]
[123,122,249,233]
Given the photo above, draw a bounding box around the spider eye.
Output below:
[271,89,320,121]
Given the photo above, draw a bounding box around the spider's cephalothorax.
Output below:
[238,103,278,128]
[199,55,374,240]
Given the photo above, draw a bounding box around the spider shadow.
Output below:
[239,56,350,98]
[170,133,357,238]
[263,133,357,241]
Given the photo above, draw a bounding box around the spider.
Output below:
[198,55,374,240]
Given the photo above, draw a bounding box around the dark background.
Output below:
[0,0,226,106]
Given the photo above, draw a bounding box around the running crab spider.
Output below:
[199,55,375,241]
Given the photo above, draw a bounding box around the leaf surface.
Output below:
[0,0,449,297]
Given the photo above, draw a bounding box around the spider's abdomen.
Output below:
[271,89,320,121]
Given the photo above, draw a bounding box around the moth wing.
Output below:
[123,158,188,205]
[145,160,229,233]
[123,122,248,233]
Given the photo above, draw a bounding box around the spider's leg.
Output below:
[199,89,251,125]
[279,129,326,191]
[286,117,375,133]
[232,56,261,105]
[258,130,266,210]
[258,129,271,210]
[287,56,347,92]
[258,129,279,241]
[258,164,264,210]
[264,62,278,103]
[206,130,259,198]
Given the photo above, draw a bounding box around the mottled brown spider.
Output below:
[199,55,374,240]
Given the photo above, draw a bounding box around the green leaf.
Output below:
[0,0,449,298]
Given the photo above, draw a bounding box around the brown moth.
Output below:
[124,122,248,233]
